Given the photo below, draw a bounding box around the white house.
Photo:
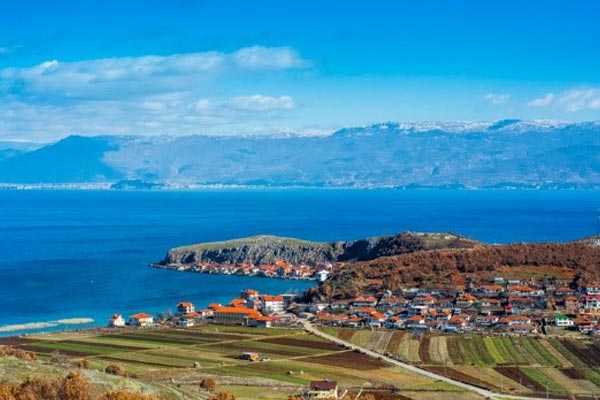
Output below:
[261,295,285,314]
[129,312,154,327]
[554,314,574,327]
[108,314,125,327]
[316,270,329,282]
[586,284,600,295]
[305,381,338,399]
[585,295,600,310]
[177,315,195,328]
[176,301,195,315]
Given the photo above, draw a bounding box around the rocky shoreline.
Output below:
[156,232,477,267]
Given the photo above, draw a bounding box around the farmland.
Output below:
[326,327,600,397]
[0,325,486,400]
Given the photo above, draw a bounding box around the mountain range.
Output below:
[1,119,600,189]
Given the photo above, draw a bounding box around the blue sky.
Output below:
[1,0,599,141]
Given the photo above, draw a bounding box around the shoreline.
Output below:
[3,185,600,192]
[0,318,95,336]
[150,262,320,281]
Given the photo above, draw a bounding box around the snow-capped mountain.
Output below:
[1,120,600,188]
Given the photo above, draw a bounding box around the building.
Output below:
[129,312,154,327]
[351,296,377,307]
[554,314,574,327]
[252,315,273,328]
[261,295,285,314]
[241,289,259,300]
[108,314,125,327]
[316,270,329,282]
[237,352,260,361]
[213,306,261,325]
[177,313,196,328]
[305,381,338,399]
[584,295,600,310]
[176,301,195,315]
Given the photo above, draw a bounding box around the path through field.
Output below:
[301,320,551,400]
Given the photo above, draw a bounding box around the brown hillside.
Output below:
[310,242,600,299]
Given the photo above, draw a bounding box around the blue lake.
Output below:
[1,189,599,335]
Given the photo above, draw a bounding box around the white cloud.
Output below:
[232,46,308,69]
[228,95,294,111]
[0,46,309,101]
[0,46,308,140]
[483,93,510,105]
[526,88,600,112]
[558,88,600,112]
[527,93,554,107]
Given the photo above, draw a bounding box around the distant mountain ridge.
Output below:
[1,120,600,188]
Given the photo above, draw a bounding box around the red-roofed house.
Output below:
[351,296,377,307]
[177,312,198,328]
[129,312,154,327]
[306,381,338,399]
[261,294,285,314]
[367,311,386,328]
[241,289,259,300]
[214,306,262,325]
[177,301,195,315]
[229,298,247,308]
[252,315,274,328]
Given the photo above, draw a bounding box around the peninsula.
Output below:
[152,232,477,280]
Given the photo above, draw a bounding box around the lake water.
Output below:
[1,189,599,335]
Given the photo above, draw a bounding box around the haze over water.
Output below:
[1,189,599,335]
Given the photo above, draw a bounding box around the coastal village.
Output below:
[114,264,600,338]
[98,267,600,398]
[153,259,333,281]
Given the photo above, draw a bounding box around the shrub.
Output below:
[209,391,236,400]
[200,377,217,392]
[104,364,128,377]
[103,391,159,400]
[60,371,91,400]
[0,346,37,361]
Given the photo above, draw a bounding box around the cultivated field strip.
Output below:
[326,328,600,395]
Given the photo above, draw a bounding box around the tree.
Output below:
[199,378,217,392]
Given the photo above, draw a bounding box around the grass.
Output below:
[9,325,600,398]
[325,328,600,396]
[585,368,600,388]
[455,336,494,366]
[519,337,560,367]
[171,235,326,252]
[2,325,440,399]
[519,368,565,393]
